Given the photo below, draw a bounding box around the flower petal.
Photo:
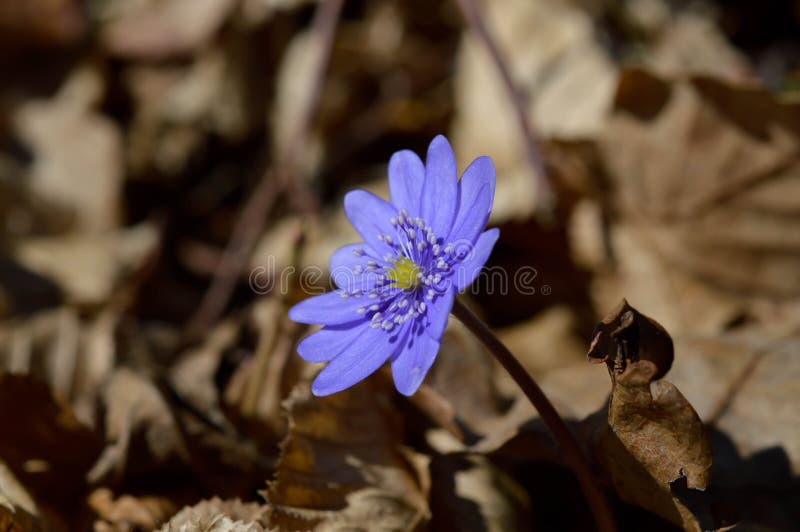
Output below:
[453,228,500,292]
[288,290,369,326]
[296,324,363,363]
[420,135,458,239]
[311,323,408,396]
[391,330,440,396]
[344,190,398,257]
[388,149,425,216]
[423,285,454,340]
[448,156,495,244]
[329,243,385,292]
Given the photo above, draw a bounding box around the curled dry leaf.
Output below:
[587,298,674,381]
[585,301,712,531]
[160,497,265,532]
[263,375,430,531]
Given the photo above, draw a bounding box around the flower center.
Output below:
[385,256,420,290]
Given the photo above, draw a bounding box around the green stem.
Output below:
[451,298,616,532]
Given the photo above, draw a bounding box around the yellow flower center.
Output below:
[386,256,420,290]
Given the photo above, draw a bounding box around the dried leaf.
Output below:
[428,454,530,532]
[13,224,158,307]
[160,497,266,532]
[101,0,237,59]
[594,69,800,335]
[88,368,187,484]
[263,376,430,531]
[585,301,712,531]
[0,374,101,511]
[12,66,123,234]
[89,488,177,532]
[453,0,617,220]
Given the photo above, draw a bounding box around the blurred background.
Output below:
[0,0,799,530]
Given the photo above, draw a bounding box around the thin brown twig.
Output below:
[453,0,556,216]
[184,0,344,340]
[451,298,616,532]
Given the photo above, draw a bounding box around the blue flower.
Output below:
[289,135,499,396]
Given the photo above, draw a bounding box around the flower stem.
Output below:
[451,298,616,532]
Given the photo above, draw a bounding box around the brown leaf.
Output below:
[263,375,430,531]
[585,301,712,531]
[587,298,674,381]
[594,69,800,335]
[0,374,101,512]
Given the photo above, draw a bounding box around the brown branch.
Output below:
[453,0,556,216]
[451,298,616,532]
[184,0,344,341]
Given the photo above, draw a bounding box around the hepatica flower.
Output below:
[289,135,498,396]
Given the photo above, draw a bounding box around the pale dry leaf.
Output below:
[270,27,325,174]
[160,497,266,532]
[12,224,158,308]
[712,336,800,475]
[170,319,241,430]
[12,66,123,234]
[594,69,800,335]
[0,461,41,532]
[88,368,188,484]
[428,454,530,532]
[263,376,430,531]
[89,487,177,532]
[101,0,237,59]
[0,306,118,428]
[645,12,752,80]
[453,0,616,221]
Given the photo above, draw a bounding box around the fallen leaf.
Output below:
[585,300,712,531]
[160,497,266,532]
[428,454,530,532]
[89,487,177,532]
[0,374,101,514]
[12,66,123,234]
[12,224,158,307]
[262,374,430,531]
[593,69,800,335]
[453,0,617,220]
[101,0,237,60]
[88,368,188,484]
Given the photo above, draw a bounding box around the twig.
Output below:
[184,0,344,340]
[451,298,616,532]
[453,0,556,216]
